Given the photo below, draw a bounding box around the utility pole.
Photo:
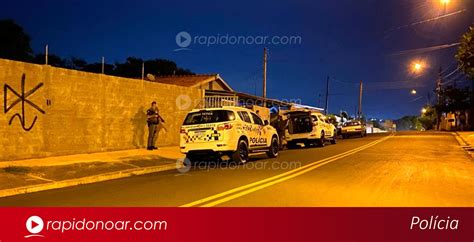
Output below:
[436,67,442,103]
[262,47,267,107]
[358,80,363,118]
[45,44,49,65]
[324,76,330,114]
[435,67,442,130]
[101,56,105,74]
[141,61,145,80]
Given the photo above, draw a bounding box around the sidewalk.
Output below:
[0,147,185,198]
[454,131,474,158]
[456,132,474,146]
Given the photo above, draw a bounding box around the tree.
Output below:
[435,85,470,130]
[67,57,87,70]
[0,19,33,61]
[82,62,114,74]
[418,106,436,130]
[114,57,143,78]
[32,53,66,67]
[436,86,470,113]
[0,20,195,79]
[114,57,194,78]
[395,116,421,131]
[455,25,474,80]
[144,59,194,76]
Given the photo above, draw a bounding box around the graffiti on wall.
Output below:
[3,74,45,131]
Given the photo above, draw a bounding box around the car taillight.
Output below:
[217,123,233,131]
[180,128,187,134]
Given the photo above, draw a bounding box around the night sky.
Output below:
[2,0,473,119]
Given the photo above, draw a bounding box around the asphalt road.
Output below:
[1,131,472,207]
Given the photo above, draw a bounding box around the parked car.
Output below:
[285,111,337,148]
[341,120,366,138]
[180,107,279,164]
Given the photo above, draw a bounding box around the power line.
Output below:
[441,75,470,86]
[439,62,458,75]
[330,77,359,85]
[385,9,467,34]
[442,66,461,79]
[390,42,460,56]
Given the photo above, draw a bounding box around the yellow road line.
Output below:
[200,135,391,207]
[181,134,393,207]
[181,138,380,207]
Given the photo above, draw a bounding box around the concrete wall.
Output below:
[0,59,202,161]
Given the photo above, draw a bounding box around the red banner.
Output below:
[0,208,472,242]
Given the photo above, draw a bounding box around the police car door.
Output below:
[321,116,333,136]
[316,114,328,134]
[250,112,267,149]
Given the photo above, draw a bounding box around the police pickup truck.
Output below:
[180,107,280,164]
[285,111,337,148]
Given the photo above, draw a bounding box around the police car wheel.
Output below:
[330,130,337,144]
[318,131,325,147]
[266,136,279,158]
[185,154,200,164]
[232,139,249,164]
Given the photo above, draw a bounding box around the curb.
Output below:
[453,132,469,147]
[0,163,181,198]
[454,132,474,159]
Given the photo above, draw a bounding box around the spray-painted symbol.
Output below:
[4,74,45,131]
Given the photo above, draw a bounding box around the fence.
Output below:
[203,95,239,108]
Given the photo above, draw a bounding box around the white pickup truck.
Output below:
[285,111,337,148]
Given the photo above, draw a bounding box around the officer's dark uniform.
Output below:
[146,107,163,150]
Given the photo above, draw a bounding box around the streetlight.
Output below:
[414,63,422,71]
[412,62,423,73]
[421,108,427,114]
[438,0,452,12]
[409,60,428,74]
[411,89,417,95]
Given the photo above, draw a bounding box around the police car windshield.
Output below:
[183,110,235,125]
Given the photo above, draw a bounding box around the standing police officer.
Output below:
[147,101,164,150]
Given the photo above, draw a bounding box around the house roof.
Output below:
[235,92,324,110]
[148,74,233,92]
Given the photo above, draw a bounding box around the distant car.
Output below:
[180,107,280,164]
[341,120,366,138]
[285,111,337,148]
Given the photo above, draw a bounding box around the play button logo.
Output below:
[25,215,44,237]
[176,94,192,110]
[175,31,192,49]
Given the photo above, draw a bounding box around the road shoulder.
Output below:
[0,147,184,198]
[454,132,474,158]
